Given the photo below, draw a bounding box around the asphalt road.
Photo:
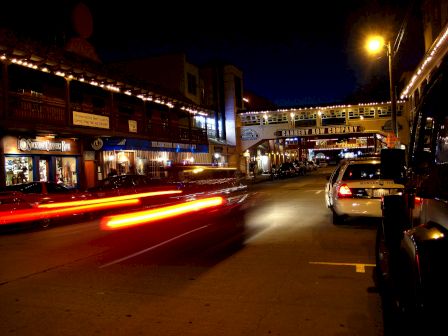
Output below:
[0,168,383,335]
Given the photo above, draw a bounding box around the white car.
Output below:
[325,157,404,224]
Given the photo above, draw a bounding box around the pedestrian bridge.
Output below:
[238,100,408,172]
[239,100,408,152]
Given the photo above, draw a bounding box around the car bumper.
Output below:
[333,198,382,217]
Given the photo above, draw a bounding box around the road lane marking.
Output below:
[304,190,323,194]
[99,225,210,268]
[309,261,376,273]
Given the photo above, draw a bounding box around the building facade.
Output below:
[200,63,244,170]
[0,31,212,189]
[119,55,245,170]
[399,0,448,160]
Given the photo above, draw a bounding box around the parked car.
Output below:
[325,155,404,224]
[316,159,328,168]
[0,191,34,212]
[376,159,447,334]
[306,160,318,171]
[292,161,306,175]
[0,182,90,228]
[277,162,297,178]
[0,191,37,229]
[1,181,88,204]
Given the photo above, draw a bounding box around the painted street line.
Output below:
[99,225,209,268]
[309,261,376,273]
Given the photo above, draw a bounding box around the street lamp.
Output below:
[366,35,398,140]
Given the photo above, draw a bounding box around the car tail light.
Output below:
[0,199,141,225]
[337,184,352,198]
[37,190,182,209]
[100,196,225,230]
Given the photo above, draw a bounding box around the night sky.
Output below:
[2,1,415,108]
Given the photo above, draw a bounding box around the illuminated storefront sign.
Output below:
[1,136,79,155]
[151,141,197,150]
[100,138,206,153]
[18,138,71,152]
[276,126,363,137]
[2,136,80,187]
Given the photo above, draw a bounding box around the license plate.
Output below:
[373,189,390,197]
[370,188,402,197]
[360,180,395,185]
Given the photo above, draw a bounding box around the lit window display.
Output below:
[5,156,33,186]
[39,159,49,182]
[56,157,78,187]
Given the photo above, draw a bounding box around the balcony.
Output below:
[0,90,208,146]
[146,122,207,144]
[7,91,66,126]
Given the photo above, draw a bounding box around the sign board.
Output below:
[73,111,109,129]
[241,128,259,141]
[2,136,79,155]
[91,137,104,150]
[128,120,137,133]
[275,125,364,137]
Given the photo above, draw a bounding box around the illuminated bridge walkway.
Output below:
[238,100,408,168]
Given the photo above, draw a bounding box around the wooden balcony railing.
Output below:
[7,92,66,125]
[2,91,208,145]
[147,123,207,144]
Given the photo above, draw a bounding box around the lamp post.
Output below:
[366,36,398,141]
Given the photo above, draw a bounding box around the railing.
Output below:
[189,127,208,144]
[146,122,207,144]
[71,102,108,116]
[7,92,66,125]
[2,91,208,145]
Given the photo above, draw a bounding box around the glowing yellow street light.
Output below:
[365,35,398,140]
[366,36,385,54]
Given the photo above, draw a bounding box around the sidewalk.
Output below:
[244,173,273,185]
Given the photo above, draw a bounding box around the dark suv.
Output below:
[376,59,448,335]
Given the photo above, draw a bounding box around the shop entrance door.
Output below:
[39,158,50,182]
[84,160,95,188]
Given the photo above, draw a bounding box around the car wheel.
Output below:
[38,218,51,229]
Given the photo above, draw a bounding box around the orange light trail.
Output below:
[101,196,225,230]
[0,199,141,225]
[37,190,182,209]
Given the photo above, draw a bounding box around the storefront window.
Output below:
[5,156,33,186]
[56,157,78,187]
[39,159,49,182]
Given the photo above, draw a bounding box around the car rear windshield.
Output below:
[342,163,381,180]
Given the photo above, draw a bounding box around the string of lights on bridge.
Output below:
[240,101,405,118]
